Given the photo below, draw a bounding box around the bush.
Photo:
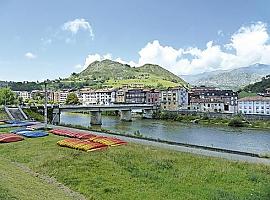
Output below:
[228,117,247,127]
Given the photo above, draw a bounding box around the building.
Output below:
[115,89,126,103]
[52,90,72,104]
[190,98,225,112]
[122,83,144,89]
[95,89,116,105]
[159,87,188,110]
[125,89,146,104]
[14,91,32,101]
[238,96,270,115]
[80,89,97,105]
[189,86,238,113]
[145,89,160,105]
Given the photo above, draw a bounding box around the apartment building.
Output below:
[125,89,146,104]
[145,89,160,105]
[80,89,97,105]
[189,86,238,113]
[14,91,32,101]
[115,89,126,103]
[238,96,270,115]
[190,98,225,112]
[159,87,188,110]
[95,89,116,105]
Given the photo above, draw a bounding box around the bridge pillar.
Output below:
[52,107,60,125]
[120,110,132,122]
[143,109,153,119]
[90,111,102,125]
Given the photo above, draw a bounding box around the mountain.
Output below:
[77,59,186,88]
[180,64,270,90]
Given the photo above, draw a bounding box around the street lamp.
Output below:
[4,81,8,106]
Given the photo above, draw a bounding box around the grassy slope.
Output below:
[0,107,9,120]
[239,91,257,99]
[0,128,269,200]
[0,158,74,200]
[104,75,179,88]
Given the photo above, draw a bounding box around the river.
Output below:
[60,112,270,154]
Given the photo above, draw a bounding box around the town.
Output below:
[14,84,270,115]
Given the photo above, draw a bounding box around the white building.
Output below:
[15,91,32,101]
[190,98,225,112]
[80,89,97,105]
[95,89,116,105]
[79,88,116,105]
[238,96,270,115]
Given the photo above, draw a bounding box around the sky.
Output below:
[0,0,270,81]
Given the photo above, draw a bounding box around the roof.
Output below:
[238,96,270,102]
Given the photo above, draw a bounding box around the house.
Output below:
[159,87,189,111]
[238,96,270,115]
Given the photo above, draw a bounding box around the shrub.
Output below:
[228,117,247,127]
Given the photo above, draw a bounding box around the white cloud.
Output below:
[78,21,270,75]
[62,18,94,40]
[25,52,37,59]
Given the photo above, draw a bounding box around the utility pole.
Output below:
[4,82,8,106]
[44,81,48,129]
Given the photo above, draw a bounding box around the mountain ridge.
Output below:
[180,63,270,90]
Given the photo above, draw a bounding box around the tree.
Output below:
[65,93,80,105]
[0,88,17,105]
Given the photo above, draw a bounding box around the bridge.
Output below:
[52,104,156,125]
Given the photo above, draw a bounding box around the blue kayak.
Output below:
[10,128,34,133]
[16,131,49,138]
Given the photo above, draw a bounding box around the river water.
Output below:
[61,112,270,154]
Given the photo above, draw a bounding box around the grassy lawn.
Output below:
[0,158,74,200]
[0,128,270,200]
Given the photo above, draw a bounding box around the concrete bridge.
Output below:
[52,104,156,125]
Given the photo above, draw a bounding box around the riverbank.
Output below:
[152,111,270,130]
[0,127,270,199]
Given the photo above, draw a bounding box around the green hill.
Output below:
[243,74,270,93]
[76,59,186,89]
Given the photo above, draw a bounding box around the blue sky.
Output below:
[0,0,270,81]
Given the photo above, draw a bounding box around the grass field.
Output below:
[0,127,270,200]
